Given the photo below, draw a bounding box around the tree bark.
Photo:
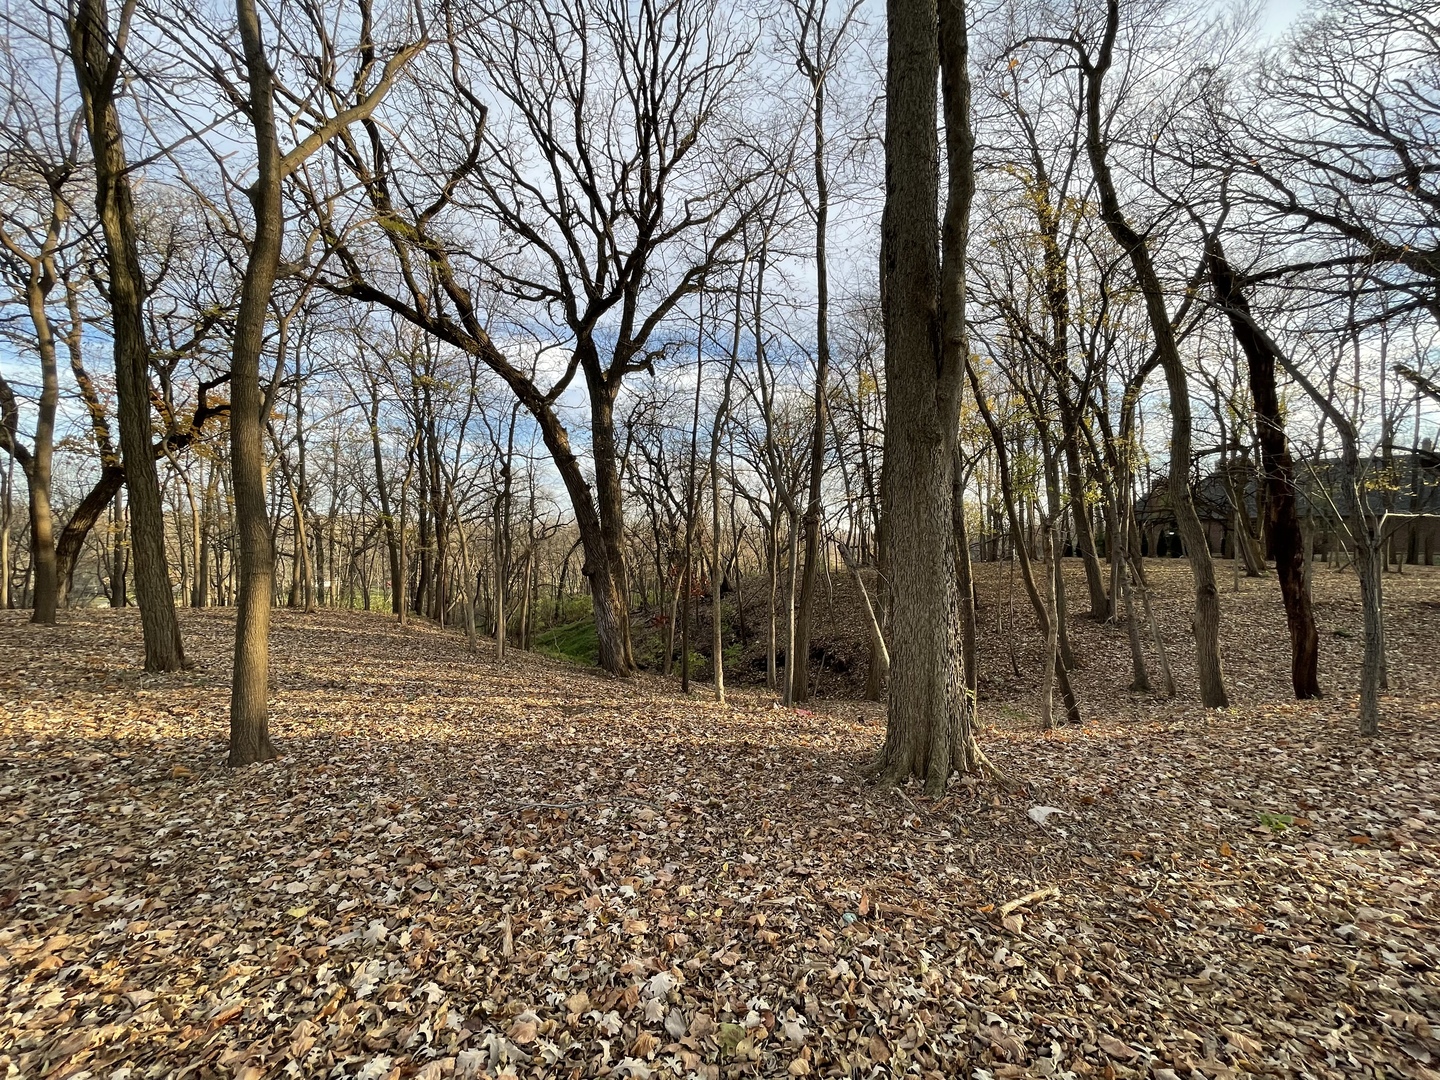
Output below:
[584,365,637,674]
[950,446,977,708]
[3,264,61,623]
[71,0,186,671]
[1356,534,1384,736]
[872,0,975,792]
[1206,232,1321,699]
[226,0,284,765]
[55,465,125,602]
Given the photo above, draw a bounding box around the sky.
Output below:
[1254,0,1309,39]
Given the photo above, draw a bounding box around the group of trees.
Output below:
[1,0,1436,776]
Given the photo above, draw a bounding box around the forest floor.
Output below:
[2,561,1439,1080]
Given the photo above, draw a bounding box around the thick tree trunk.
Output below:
[72,0,186,672]
[872,0,974,792]
[587,376,636,674]
[1207,234,1321,699]
[14,274,60,624]
[26,475,57,625]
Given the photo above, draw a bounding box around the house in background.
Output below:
[1134,445,1440,564]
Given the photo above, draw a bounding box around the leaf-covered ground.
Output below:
[2,562,1438,1080]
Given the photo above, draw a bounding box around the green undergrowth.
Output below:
[532,617,599,665]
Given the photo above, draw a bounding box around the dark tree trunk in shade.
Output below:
[55,464,124,603]
[1206,233,1321,699]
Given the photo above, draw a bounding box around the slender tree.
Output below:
[1056,0,1229,707]
[1205,226,1321,698]
[225,0,419,764]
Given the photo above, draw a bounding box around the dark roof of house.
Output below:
[1136,452,1440,525]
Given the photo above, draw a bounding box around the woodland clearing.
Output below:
[1,562,1438,1079]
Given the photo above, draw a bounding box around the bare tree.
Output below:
[218,0,420,764]
[1234,0,1440,325]
[871,0,978,791]
[1204,221,1321,699]
[68,0,186,670]
[0,39,85,623]
[784,0,864,703]
[1043,0,1230,708]
[306,0,763,676]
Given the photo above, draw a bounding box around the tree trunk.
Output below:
[766,521,779,690]
[494,499,508,662]
[872,0,975,792]
[55,465,125,603]
[969,366,1082,725]
[585,373,636,674]
[1113,479,1150,691]
[794,66,832,706]
[1206,233,1320,699]
[1041,431,1076,670]
[364,378,402,614]
[110,494,127,607]
[1080,0,1225,707]
[951,445,977,707]
[1039,523,1059,729]
[1064,427,1109,619]
[782,512,799,706]
[196,461,216,608]
[1356,533,1383,736]
[1,451,12,608]
[226,0,285,766]
[709,268,745,704]
[71,0,186,671]
[11,269,61,623]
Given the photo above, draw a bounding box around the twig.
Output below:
[999,886,1061,918]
